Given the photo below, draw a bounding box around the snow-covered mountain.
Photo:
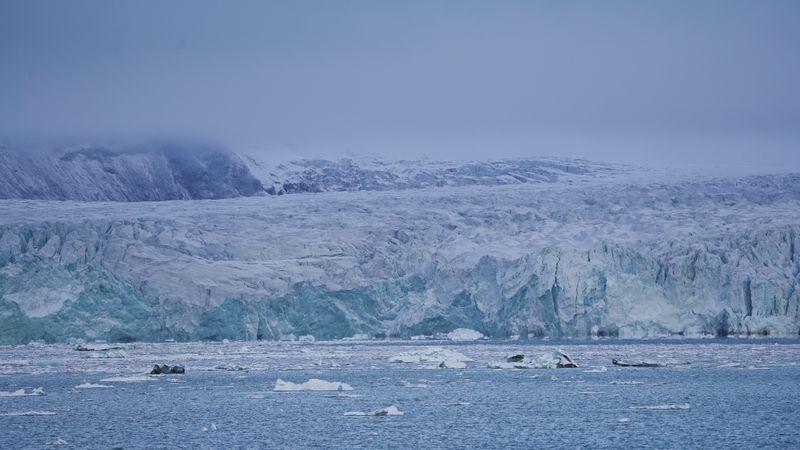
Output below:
[0,143,265,201]
[0,143,613,201]
[0,147,798,343]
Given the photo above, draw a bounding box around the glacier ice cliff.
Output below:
[0,156,798,343]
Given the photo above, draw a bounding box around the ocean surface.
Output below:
[1,339,798,449]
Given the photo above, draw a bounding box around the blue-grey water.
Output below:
[1,340,798,449]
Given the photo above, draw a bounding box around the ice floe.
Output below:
[75,383,112,389]
[274,378,353,392]
[488,351,577,369]
[389,348,472,368]
[100,375,155,383]
[344,406,404,416]
[0,387,44,397]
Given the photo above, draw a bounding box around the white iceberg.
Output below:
[75,383,112,389]
[445,328,485,341]
[87,349,129,359]
[100,375,155,383]
[274,378,353,392]
[488,351,577,369]
[344,406,404,416]
[389,348,472,368]
[0,387,44,397]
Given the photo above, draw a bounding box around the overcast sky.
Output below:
[1,0,798,166]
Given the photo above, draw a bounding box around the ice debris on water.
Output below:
[488,351,577,369]
[87,350,128,359]
[0,387,44,397]
[389,348,472,368]
[100,375,155,383]
[344,406,404,417]
[274,378,353,392]
[74,383,112,389]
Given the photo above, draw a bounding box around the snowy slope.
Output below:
[0,143,618,201]
[0,157,798,343]
[0,143,263,201]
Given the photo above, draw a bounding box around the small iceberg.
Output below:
[445,328,485,341]
[389,347,472,368]
[488,351,577,369]
[274,378,353,392]
[344,406,404,417]
[87,349,128,359]
[75,383,112,389]
[100,375,155,383]
[0,387,44,397]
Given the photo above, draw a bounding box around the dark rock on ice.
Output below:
[555,351,578,368]
[612,359,662,368]
[151,364,185,374]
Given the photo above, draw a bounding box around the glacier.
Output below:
[0,150,799,343]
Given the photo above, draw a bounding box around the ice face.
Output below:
[0,158,798,343]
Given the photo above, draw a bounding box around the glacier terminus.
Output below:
[0,146,797,344]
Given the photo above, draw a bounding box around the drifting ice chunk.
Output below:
[100,375,155,382]
[488,351,577,369]
[344,406,404,416]
[75,383,112,389]
[445,328,485,341]
[0,388,44,397]
[439,359,467,369]
[389,348,472,367]
[87,350,128,359]
[274,378,353,392]
[298,335,316,342]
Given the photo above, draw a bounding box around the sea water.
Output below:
[0,339,798,448]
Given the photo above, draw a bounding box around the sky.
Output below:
[1,0,798,166]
